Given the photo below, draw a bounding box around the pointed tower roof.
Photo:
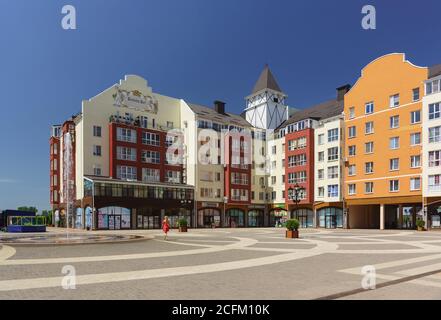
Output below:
[252,64,283,94]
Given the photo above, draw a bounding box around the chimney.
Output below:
[336,84,351,101]
[214,100,226,114]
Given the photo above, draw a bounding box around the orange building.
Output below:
[344,53,428,229]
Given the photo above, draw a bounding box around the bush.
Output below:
[286,219,300,231]
[416,219,425,228]
[177,218,188,227]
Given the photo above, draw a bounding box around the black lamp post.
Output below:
[288,183,305,219]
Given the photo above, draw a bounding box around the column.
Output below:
[380,204,385,230]
[313,208,318,228]
[398,205,403,229]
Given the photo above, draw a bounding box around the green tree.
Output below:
[17,206,38,214]
[41,210,53,226]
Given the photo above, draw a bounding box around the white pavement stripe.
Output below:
[397,263,441,276]
[0,237,257,266]
[0,246,329,292]
[0,246,16,261]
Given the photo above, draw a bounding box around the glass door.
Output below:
[114,215,121,230]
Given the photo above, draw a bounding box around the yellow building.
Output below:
[344,53,427,229]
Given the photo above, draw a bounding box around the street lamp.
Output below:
[288,183,305,219]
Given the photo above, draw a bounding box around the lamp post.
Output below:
[288,183,305,220]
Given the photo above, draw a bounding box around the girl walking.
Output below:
[162,216,170,240]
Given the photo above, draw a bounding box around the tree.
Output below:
[41,210,53,226]
[17,206,38,214]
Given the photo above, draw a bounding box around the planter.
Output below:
[417,226,425,232]
[179,226,188,232]
[286,230,299,239]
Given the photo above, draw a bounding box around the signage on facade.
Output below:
[201,202,219,208]
[113,86,158,113]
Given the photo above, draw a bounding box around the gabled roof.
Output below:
[188,103,252,127]
[429,64,441,79]
[252,65,283,94]
[279,99,344,129]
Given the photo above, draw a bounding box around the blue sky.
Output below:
[0,0,440,211]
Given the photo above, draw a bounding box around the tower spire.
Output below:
[252,64,283,94]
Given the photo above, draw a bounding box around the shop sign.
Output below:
[202,202,219,208]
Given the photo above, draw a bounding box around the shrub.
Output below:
[177,218,188,227]
[416,219,425,228]
[286,219,300,231]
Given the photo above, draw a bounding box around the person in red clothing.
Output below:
[162,216,170,240]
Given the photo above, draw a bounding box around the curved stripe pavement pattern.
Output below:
[1,228,441,299]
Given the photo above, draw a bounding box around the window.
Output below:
[429,103,440,120]
[365,162,374,174]
[288,137,307,150]
[328,147,339,161]
[348,165,356,176]
[271,176,277,185]
[165,170,181,183]
[426,78,440,95]
[318,169,324,180]
[166,121,174,129]
[410,132,421,145]
[142,132,160,146]
[231,189,248,201]
[348,145,356,156]
[389,180,399,192]
[117,128,137,143]
[411,155,421,168]
[94,166,102,176]
[390,94,400,107]
[410,177,421,191]
[93,145,102,156]
[365,102,374,114]
[365,182,373,194]
[318,187,324,198]
[117,166,137,181]
[348,184,356,195]
[215,172,221,181]
[318,151,324,162]
[429,150,441,167]
[390,137,400,149]
[429,175,441,192]
[282,159,285,168]
[271,161,276,169]
[93,126,102,137]
[318,134,324,145]
[390,158,399,171]
[349,107,355,119]
[141,150,160,164]
[390,115,399,129]
[328,128,339,142]
[365,142,374,154]
[142,168,160,182]
[429,126,441,143]
[413,88,420,101]
[410,110,421,124]
[117,147,137,161]
[282,175,285,183]
[288,154,307,167]
[140,116,148,128]
[348,126,356,138]
[328,166,339,179]
[272,146,276,154]
[365,121,374,134]
[288,171,307,184]
[327,185,339,198]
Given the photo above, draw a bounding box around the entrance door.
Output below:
[325,214,336,229]
[114,215,121,230]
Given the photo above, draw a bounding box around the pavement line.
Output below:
[339,253,441,275]
[0,246,16,261]
[317,268,441,300]
[0,248,326,292]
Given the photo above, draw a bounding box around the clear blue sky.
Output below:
[0,0,440,212]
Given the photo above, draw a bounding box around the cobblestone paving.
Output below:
[1,228,441,299]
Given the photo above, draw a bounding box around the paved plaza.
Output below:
[1,228,441,299]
